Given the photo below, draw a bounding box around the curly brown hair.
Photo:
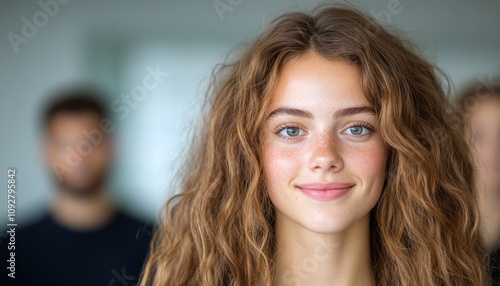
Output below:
[140,4,489,285]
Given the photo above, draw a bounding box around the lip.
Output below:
[296,182,355,201]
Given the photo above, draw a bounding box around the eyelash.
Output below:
[344,122,375,138]
[273,122,375,141]
[274,123,303,141]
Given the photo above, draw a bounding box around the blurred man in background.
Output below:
[1,87,153,286]
[455,81,500,284]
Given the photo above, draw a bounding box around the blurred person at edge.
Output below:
[0,87,153,286]
[455,81,500,285]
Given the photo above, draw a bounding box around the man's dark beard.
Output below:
[56,171,109,200]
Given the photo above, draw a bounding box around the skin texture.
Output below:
[466,96,500,250]
[261,51,388,285]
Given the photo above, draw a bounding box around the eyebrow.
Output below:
[334,106,376,118]
[267,107,313,119]
[267,106,376,120]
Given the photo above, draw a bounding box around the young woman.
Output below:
[140,5,489,285]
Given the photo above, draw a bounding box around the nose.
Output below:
[308,131,343,172]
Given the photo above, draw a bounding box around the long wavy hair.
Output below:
[140,4,489,286]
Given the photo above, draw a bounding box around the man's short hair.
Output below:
[42,87,109,130]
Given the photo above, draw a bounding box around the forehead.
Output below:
[268,51,368,112]
[467,96,500,124]
[47,111,102,137]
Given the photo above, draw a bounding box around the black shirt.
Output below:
[492,248,500,285]
[1,211,153,286]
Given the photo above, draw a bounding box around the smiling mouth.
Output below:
[296,182,355,201]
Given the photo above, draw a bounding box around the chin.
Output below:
[294,208,372,235]
[301,217,355,234]
[60,179,102,195]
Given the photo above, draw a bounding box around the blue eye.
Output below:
[276,125,305,139]
[344,125,371,136]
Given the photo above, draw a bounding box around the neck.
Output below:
[51,186,116,231]
[477,181,500,252]
[274,213,374,286]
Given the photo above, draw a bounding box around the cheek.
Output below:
[262,142,303,193]
[345,141,387,188]
[52,147,67,163]
[88,148,107,166]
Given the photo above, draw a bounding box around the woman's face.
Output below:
[467,97,500,188]
[262,51,388,234]
[465,96,500,249]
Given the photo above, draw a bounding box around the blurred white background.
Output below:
[1,0,499,226]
